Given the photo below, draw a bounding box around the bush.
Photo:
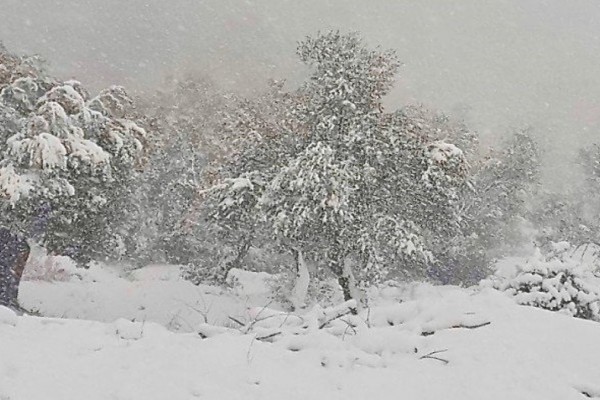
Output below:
[487,244,600,321]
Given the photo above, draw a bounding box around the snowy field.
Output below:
[1,258,600,400]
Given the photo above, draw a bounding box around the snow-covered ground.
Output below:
[2,258,600,399]
[20,263,257,332]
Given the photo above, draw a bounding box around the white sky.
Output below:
[2,0,600,185]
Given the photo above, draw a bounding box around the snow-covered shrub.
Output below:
[487,245,600,321]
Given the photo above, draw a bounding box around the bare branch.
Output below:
[228,316,245,327]
[256,331,282,342]
[419,349,449,364]
[319,309,353,329]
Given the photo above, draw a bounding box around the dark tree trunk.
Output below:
[0,227,30,309]
[328,249,358,314]
[218,235,252,283]
[337,275,353,303]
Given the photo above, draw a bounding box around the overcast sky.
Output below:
[2,0,600,184]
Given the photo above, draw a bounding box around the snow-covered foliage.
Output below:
[471,132,540,248]
[0,46,146,263]
[118,77,237,265]
[180,80,306,285]
[438,130,541,285]
[486,243,600,321]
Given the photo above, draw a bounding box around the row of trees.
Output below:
[141,32,543,306]
[1,33,595,309]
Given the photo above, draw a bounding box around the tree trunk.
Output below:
[328,249,358,314]
[231,236,251,270]
[337,275,353,302]
[220,235,252,282]
[290,248,309,310]
[0,228,30,309]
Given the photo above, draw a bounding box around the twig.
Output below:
[228,316,245,327]
[244,301,274,333]
[319,309,353,329]
[421,321,491,336]
[278,312,305,329]
[340,318,357,335]
[256,331,282,342]
[339,317,359,340]
[246,336,256,364]
[451,321,491,330]
[419,349,449,365]
[179,300,211,324]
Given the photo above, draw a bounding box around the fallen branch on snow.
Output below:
[421,321,491,336]
[255,331,282,342]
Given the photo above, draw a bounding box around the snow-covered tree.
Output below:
[0,46,146,269]
[189,32,469,303]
